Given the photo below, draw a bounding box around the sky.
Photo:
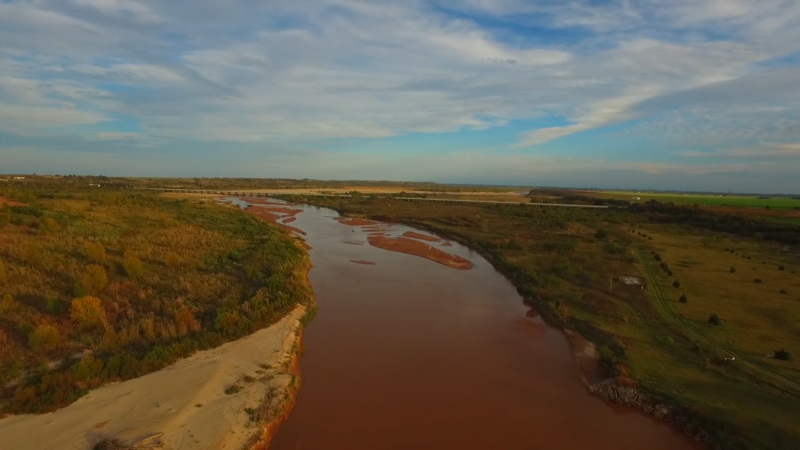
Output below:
[1,0,800,193]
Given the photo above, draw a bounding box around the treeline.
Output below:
[0,187,311,414]
[630,200,800,245]
[4,175,526,193]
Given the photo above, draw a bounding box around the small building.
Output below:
[618,275,647,291]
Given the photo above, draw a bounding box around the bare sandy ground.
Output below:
[0,306,307,450]
[334,217,379,226]
[564,328,601,386]
[401,231,441,242]
[245,206,306,236]
[367,236,474,270]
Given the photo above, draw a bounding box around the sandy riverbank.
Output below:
[245,205,306,236]
[401,231,440,242]
[0,306,307,450]
[366,235,474,270]
[335,217,380,226]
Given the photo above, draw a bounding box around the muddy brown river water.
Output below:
[259,202,702,450]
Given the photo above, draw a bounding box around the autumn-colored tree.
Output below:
[40,217,59,233]
[83,241,107,263]
[0,293,19,314]
[122,254,144,278]
[74,265,108,296]
[70,296,107,331]
[28,324,61,352]
[164,252,182,269]
[175,307,201,336]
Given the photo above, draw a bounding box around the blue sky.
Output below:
[1,0,800,193]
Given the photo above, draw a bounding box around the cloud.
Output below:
[70,0,162,24]
[0,0,799,191]
[682,143,800,159]
[0,104,106,135]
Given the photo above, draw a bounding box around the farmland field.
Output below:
[593,190,800,210]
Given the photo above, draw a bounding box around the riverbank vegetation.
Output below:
[0,184,312,415]
[282,192,800,450]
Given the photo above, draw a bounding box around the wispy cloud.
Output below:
[0,0,799,191]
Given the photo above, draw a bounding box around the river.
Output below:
[254,201,702,450]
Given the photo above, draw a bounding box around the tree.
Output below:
[673,280,681,288]
[0,293,19,314]
[778,265,785,271]
[28,325,61,352]
[122,254,144,278]
[709,313,721,326]
[83,241,107,263]
[70,296,107,331]
[175,307,201,336]
[679,294,688,303]
[730,266,736,273]
[72,356,103,382]
[40,217,59,233]
[774,349,791,361]
[74,265,108,296]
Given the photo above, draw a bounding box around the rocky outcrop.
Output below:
[588,379,670,417]
[588,379,711,444]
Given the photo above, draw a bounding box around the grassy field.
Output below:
[0,187,312,414]
[286,193,800,450]
[595,190,800,210]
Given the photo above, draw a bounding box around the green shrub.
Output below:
[754,278,762,283]
[679,294,688,303]
[709,313,721,326]
[774,349,791,361]
[72,356,104,382]
[598,345,620,376]
[122,254,144,278]
[672,280,681,288]
[778,265,785,271]
[730,266,736,273]
[225,384,242,395]
[46,296,62,315]
[28,325,61,352]
[74,265,108,296]
[83,241,107,263]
